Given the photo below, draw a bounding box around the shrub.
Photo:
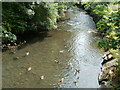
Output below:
[2,2,77,43]
[33,2,59,30]
[82,2,110,22]
[2,2,32,34]
[97,11,120,50]
[0,26,17,43]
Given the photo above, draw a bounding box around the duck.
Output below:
[59,50,64,53]
[54,60,59,64]
[75,69,80,73]
[67,62,73,66]
[73,80,77,85]
[25,52,30,56]
[59,78,64,82]
[40,76,44,80]
[27,67,32,71]
[15,57,19,60]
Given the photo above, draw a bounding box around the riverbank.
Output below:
[99,51,118,88]
[78,3,120,88]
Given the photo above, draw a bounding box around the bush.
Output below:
[2,2,32,34]
[97,11,120,50]
[33,2,59,30]
[82,2,110,22]
[2,2,77,43]
[92,4,112,17]
[33,2,77,30]
[0,26,17,43]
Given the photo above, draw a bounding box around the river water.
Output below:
[2,10,103,88]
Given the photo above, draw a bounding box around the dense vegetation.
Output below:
[1,2,77,44]
[81,2,120,88]
[82,2,120,51]
[2,2,32,43]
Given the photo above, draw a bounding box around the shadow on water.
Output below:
[2,30,49,52]
[17,31,49,50]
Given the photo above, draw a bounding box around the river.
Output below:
[2,10,103,88]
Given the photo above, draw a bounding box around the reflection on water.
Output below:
[2,10,103,88]
[57,10,103,88]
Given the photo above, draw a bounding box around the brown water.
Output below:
[2,10,103,88]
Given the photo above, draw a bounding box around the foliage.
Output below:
[97,10,120,50]
[83,2,109,12]
[2,2,77,43]
[33,2,77,30]
[2,2,32,34]
[0,26,17,43]
[93,5,112,17]
[33,2,59,30]
[57,2,78,15]
[82,2,110,22]
[82,2,120,50]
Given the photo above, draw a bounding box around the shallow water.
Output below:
[2,10,103,88]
